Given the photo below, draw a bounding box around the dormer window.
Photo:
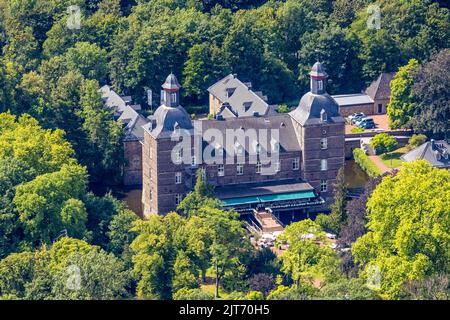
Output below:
[226,88,236,98]
[243,102,252,112]
[320,109,327,123]
[171,92,177,104]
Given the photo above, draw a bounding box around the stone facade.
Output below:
[123,140,144,185]
[339,103,374,117]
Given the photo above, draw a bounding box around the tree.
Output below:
[78,79,124,183]
[408,134,427,148]
[352,161,450,299]
[249,273,276,298]
[410,49,450,139]
[197,206,248,298]
[401,274,449,300]
[0,237,130,300]
[388,59,420,129]
[319,277,380,300]
[64,42,108,82]
[315,167,348,234]
[13,164,88,247]
[278,219,341,287]
[177,170,221,217]
[107,209,139,257]
[371,133,398,154]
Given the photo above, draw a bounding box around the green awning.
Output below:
[259,191,316,203]
[222,190,316,207]
[222,196,260,206]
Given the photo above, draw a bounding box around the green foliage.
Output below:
[352,161,450,299]
[13,164,88,247]
[277,104,289,113]
[350,127,364,133]
[410,49,450,138]
[388,59,420,129]
[278,219,341,287]
[107,209,139,257]
[318,277,380,300]
[353,148,381,177]
[173,288,214,300]
[371,133,398,155]
[0,237,129,300]
[408,134,427,148]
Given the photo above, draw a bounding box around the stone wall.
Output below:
[338,103,374,117]
[300,122,345,200]
[123,140,143,186]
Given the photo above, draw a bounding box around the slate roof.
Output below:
[200,114,301,152]
[290,92,345,126]
[100,85,149,141]
[331,93,374,106]
[401,140,450,168]
[144,105,193,139]
[215,179,315,199]
[309,61,328,78]
[365,72,395,100]
[162,73,181,90]
[208,74,270,118]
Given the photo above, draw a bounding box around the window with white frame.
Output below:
[175,194,183,205]
[150,190,153,201]
[318,80,323,91]
[171,92,177,104]
[175,172,182,184]
[218,164,225,177]
[256,161,261,173]
[191,156,197,167]
[292,157,299,170]
[320,137,328,150]
[235,143,244,156]
[237,164,244,175]
[175,149,183,163]
[320,180,327,192]
[321,159,328,171]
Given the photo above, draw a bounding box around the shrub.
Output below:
[371,133,398,154]
[207,113,215,120]
[351,127,365,133]
[173,288,214,300]
[353,148,381,177]
[408,134,427,148]
[277,104,290,113]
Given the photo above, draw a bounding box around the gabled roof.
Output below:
[401,140,450,168]
[100,85,149,141]
[365,72,395,100]
[208,74,270,117]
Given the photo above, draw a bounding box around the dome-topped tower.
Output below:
[149,73,193,137]
[290,62,340,126]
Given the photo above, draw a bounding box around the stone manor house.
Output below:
[100,62,394,219]
[140,63,345,218]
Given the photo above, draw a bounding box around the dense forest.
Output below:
[0,0,449,301]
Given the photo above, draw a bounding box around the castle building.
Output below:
[142,63,345,218]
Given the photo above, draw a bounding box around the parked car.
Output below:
[357,118,376,129]
[349,113,366,123]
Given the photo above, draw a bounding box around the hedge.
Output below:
[353,148,382,177]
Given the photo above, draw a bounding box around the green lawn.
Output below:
[379,147,408,168]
